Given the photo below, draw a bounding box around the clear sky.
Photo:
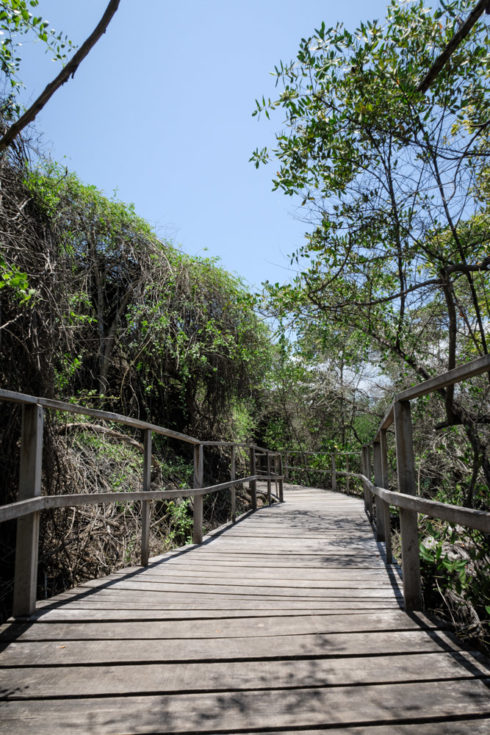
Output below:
[19,0,391,290]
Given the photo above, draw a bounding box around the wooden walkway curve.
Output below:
[1,485,489,734]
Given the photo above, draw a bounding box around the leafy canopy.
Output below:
[252,0,489,379]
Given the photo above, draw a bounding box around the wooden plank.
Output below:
[71,581,401,598]
[24,606,411,622]
[32,591,401,618]
[108,567,398,581]
[76,575,399,593]
[374,355,490,439]
[0,611,441,642]
[293,723,490,735]
[0,629,465,666]
[0,679,489,734]
[1,652,487,699]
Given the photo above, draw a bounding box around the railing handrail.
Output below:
[0,389,281,455]
[335,471,490,533]
[0,473,283,524]
[0,388,201,445]
[374,355,490,440]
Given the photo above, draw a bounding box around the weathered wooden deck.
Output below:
[0,485,489,733]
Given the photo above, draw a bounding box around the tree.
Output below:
[252,0,489,488]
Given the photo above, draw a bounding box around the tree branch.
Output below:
[446,256,490,274]
[0,0,121,154]
[417,0,490,94]
[305,277,441,309]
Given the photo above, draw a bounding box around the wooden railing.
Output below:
[0,389,284,617]
[2,356,489,618]
[283,449,359,493]
[357,354,490,611]
[281,355,490,612]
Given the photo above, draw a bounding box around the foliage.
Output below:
[0,254,34,301]
[0,0,74,119]
[253,0,490,492]
[253,0,489,367]
[1,161,273,440]
[164,499,193,546]
[420,521,490,649]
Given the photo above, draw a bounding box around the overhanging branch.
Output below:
[417,0,490,94]
[0,0,120,154]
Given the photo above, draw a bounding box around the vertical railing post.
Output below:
[360,448,366,509]
[366,445,374,515]
[345,455,350,494]
[373,441,386,542]
[361,446,371,513]
[273,454,279,498]
[278,453,284,502]
[13,404,44,617]
[266,452,272,505]
[192,443,204,544]
[331,452,337,492]
[394,400,423,611]
[380,429,392,564]
[141,428,152,566]
[230,444,236,522]
[249,445,257,510]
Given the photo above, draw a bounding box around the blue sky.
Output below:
[19,0,391,290]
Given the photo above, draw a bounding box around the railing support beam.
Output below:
[230,445,236,522]
[373,441,386,542]
[278,454,284,502]
[361,446,373,515]
[192,443,204,544]
[141,429,152,566]
[266,452,272,505]
[249,446,257,510]
[13,404,44,618]
[394,400,423,611]
[379,429,392,563]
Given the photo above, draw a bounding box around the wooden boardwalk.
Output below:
[0,485,489,733]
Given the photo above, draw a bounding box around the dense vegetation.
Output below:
[0,0,488,647]
[0,149,274,615]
